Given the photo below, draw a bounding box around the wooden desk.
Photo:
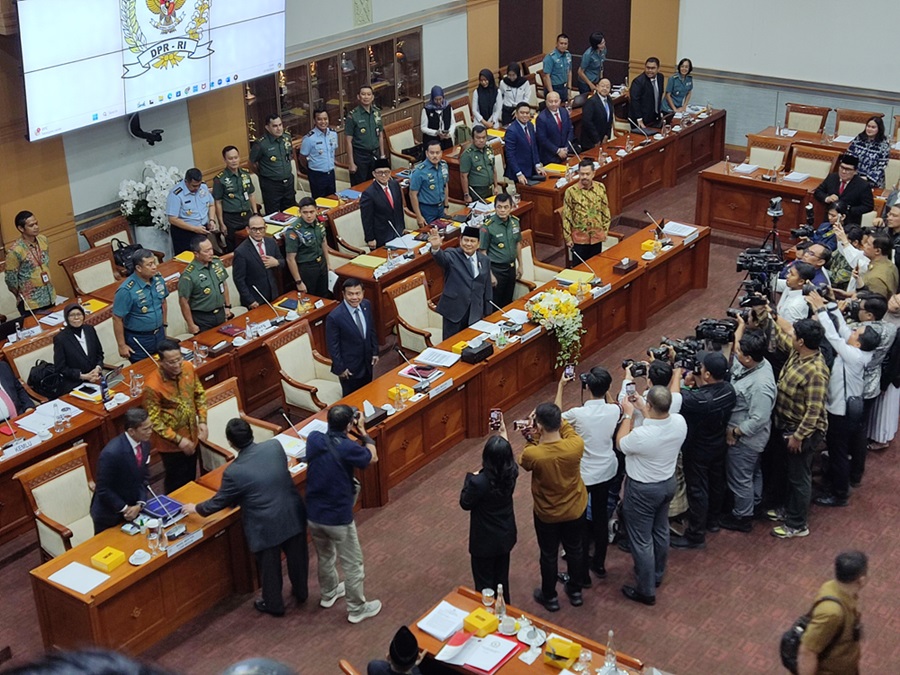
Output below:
[30,481,253,654]
[410,587,645,674]
[0,410,105,546]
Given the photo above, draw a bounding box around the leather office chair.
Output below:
[834,109,884,138]
[788,146,840,180]
[384,118,418,171]
[84,305,130,369]
[326,201,368,256]
[385,271,443,352]
[3,329,59,403]
[784,103,831,133]
[264,319,342,416]
[81,216,133,249]
[14,443,95,561]
[513,230,564,299]
[59,247,120,296]
[199,376,282,473]
[219,253,247,319]
[746,134,788,172]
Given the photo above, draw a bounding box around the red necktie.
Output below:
[384,185,394,208]
[555,112,562,132]
[135,442,143,467]
[524,125,532,145]
[257,241,265,258]
[839,181,846,195]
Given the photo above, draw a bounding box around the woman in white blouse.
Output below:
[498,63,531,125]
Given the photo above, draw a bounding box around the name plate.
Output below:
[428,378,454,399]
[591,283,612,299]
[314,299,325,309]
[166,528,204,557]
[520,326,542,343]
[683,231,699,246]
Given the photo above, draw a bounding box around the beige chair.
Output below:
[3,329,59,402]
[81,216,133,249]
[249,172,266,214]
[513,230,564,299]
[219,253,247,318]
[339,660,363,675]
[199,377,282,472]
[884,154,900,191]
[526,75,539,109]
[264,319,342,416]
[297,172,313,200]
[893,115,900,143]
[84,305,130,369]
[452,96,474,130]
[384,118,418,171]
[58,247,119,296]
[327,201,367,256]
[784,103,831,133]
[289,158,311,203]
[163,276,193,341]
[788,146,840,180]
[385,271,443,352]
[746,134,788,172]
[334,163,353,194]
[524,54,544,96]
[13,444,95,561]
[0,258,18,322]
[834,109,884,138]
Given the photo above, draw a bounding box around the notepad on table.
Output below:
[174,250,195,263]
[48,562,110,595]
[663,221,698,238]
[81,298,108,314]
[416,600,468,641]
[351,254,387,269]
[556,269,594,284]
[415,348,461,368]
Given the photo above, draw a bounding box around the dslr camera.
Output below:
[695,318,737,344]
[736,248,784,275]
[726,307,751,323]
[660,337,701,372]
[646,346,670,361]
[621,359,648,378]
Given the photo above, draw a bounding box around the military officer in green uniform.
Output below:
[113,249,169,363]
[178,236,235,334]
[479,193,523,307]
[410,138,450,226]
[214,145,258,252]
[459,125,501,202]
[344,85,385,185]
[285,197,330,299]
[249,114,296,213]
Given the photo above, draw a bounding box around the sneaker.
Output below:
[320,581,346,608]
[348,599,382,624]
[771,525,810,539]
[765,508,785,522]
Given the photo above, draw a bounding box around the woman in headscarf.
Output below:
[498,63,531,125]
[472,69,501,129]
[53,303,104,394]
[420,85,457,150]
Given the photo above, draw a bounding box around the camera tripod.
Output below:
[728,212,785,308]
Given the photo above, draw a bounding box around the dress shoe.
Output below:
[669,534,706,549]
[590,565,607,580]
[706,520,721,533]
[565,589,584,607]
[719,513,753,533]
[621,585,655,606]
[533,588,560,612]
[617,538,631,553]
[557,572,591,589]
[254,598,285,617]
[814,494,849,507]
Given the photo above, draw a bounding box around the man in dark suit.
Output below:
[0,361,34,418]
[232,215,285,308]
[629,57,664,131]
[90,408,153,534]
[504,102,548,186]
[326,278,379,396]
[184,418,308,617]
[428,225,493,339]
[814,154,875,226]
[581,78,615,149]
[535,91,574,166]
[360,158,405,249]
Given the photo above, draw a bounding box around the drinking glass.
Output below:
[130,373,145,397]
[62,411,72,429]
[512,193,521,207]
[481,588,495,613]
[572,649,592,672]
[625,137,634,153]
[197,344,209,362]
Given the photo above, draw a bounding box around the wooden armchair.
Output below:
[784,103,831,133]
[84,305,130,369]
[451,96,473,143]
[3,329,59,403]
[885,153,900,191]
[523,54,545,97]
[514,230,564,299]
[58,246,119,296]
[81,216,133,249]
[250,172,266,214]
[385,271,443,352]
[163,276,193,341]
[746,134,788,172]
[218,253,247,318]
[199,376,282,473]
[339,660,363,675]
[326,201,368,256]
[13,444,95,561]
[0,257,17,322]
[834,109,884,138]
[384,118,418,171]
[264,319,342,416]
[788,145,840,180]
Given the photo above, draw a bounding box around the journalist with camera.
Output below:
[775,261,818,322]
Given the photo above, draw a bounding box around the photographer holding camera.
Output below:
[556,367,619,583]
[669,352,736,550]
[776,261,818,322]
[856,233,898,300]
[721,320,776,533]
[829,218,864,290]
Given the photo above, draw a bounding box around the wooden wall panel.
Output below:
[187,86,250,183]
[542,0,563,55]
[466,0,500,88]
[629,0,679,79]
[562,0,632,86]
[498,0,543,67]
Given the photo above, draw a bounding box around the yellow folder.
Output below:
[351,254,387,269]
[556,269,595,284]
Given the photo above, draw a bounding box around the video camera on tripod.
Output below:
[695,318,738,345]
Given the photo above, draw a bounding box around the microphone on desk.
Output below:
[570,248,603,286]
[277,407,304,438]
[131,336,163,369]
[0,411,24,450]
[644,209,672,246]
[19,295,43,334]
[489,300,523,333]
[628,119,652,145]
[252,286,286,324]
[386,220,414,259]
[468,186,490,206]
[567,141,583,164]
[393,346,431,393]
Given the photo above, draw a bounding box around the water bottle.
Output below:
[244,317,254,339]
[725,154,731,174]
[14,322,22,341]
[599,629,618,674]
[157,521,168,554]
[146,518,159,555]
[100,373,111,403]
[494,584,507,619]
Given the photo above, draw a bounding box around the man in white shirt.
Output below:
[556,367,619,584]
[616,386,687,606]
[807,292,878,507]
[776,261,817,322]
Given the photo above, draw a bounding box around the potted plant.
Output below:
[118,160,181,259]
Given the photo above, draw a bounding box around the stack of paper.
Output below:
[16,401,84,435]
[783,171,810,183]
[436,631,519,673]
[415,348,461,367]
[38,311,66,327]
[486,128,506,138]
[48,562,109,594]
[385,235,425,250]
[556,269,595,284]
[275,433,306,459]
[663,221,699,238]
[81,298,108,314]
[732,163,758,174]
[502,308,530,325]
[469,320,501,333]
[833,135,855,144]
[351,254,387,269]
[416,601,468,640]
[297,419,328,439]
[543,163,570,174]
[315,197,340,209]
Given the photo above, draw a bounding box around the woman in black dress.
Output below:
[53,303,104,394]
[460,431,518,603]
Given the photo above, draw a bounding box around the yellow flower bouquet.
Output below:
[524,289,585,366]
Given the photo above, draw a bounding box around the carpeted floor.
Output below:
[3,168,898,674]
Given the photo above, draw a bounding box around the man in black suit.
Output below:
[581,78,615,149]
[326,278,379,396]
[360,158,405,249]
[814,154,875,226]
[428,225,492,339]
[0,361,33,418]
[184,418,308,617]
[232,215,285,308]
[90,408,153,534]
[629,57,664,131]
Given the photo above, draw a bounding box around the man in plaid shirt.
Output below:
[766,314,830,539]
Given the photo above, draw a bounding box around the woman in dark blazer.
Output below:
[53,303,104,394]
[460,432,518,604]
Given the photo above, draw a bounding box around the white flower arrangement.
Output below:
[118,160,182,230]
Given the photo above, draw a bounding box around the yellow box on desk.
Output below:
[388,384,415,400]
[640,239,658,252]
[463,607,499,637]
[451,340,469,355]
[91,546,126,573]
[544,636,581,669]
